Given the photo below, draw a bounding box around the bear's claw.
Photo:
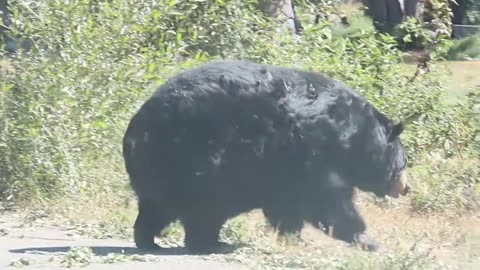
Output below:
[353,233,380,252]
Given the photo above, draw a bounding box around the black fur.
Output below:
[122,60,408,253]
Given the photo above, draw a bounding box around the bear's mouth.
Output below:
[387,170,410,198]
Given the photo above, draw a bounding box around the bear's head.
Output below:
[348,117,410,199]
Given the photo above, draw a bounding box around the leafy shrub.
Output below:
[330,15,375,38]
[409,156,480,213]
[465,0,480,24]
[1,0,250,203]
[465,86,480,156]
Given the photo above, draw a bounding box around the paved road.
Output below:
[0,213,250,270]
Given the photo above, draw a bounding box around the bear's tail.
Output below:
[122,110,151,179]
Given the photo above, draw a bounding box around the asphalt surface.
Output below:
[0,213,250,270]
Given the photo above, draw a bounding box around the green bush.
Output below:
[466,86,480,156]
[465,0,480,24]
[330,15,375,38]
[0,0,477,214]
[443,34,480,61]
[410,156,480,213]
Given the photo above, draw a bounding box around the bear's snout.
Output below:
[403,183,411,195]
[388,170,409,198]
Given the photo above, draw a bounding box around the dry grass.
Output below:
[435,61,480,99]
[401,60,480,101]
[224,197,480,267]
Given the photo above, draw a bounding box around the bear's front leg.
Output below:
[322,198,379,252]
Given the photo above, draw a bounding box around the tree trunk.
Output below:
[450,0,466,24]
[0,0,14,52]
[403,0,427,24]
[362,0,403,33]
[404,0,418,17]
[0,0,8,24]
[259,0,302,34]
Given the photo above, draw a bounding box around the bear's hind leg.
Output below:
[134,197,175,250]
[181,209,228,254]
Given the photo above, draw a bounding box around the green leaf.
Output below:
[1,84,15,93]
[148,63,155,73]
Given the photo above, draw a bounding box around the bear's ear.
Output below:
[388,122,404,142]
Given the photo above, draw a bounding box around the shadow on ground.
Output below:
[9,243,243,257]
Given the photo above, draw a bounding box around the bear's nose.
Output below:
[404,184,411,194]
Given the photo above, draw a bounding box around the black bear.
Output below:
[122,60,410,253]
